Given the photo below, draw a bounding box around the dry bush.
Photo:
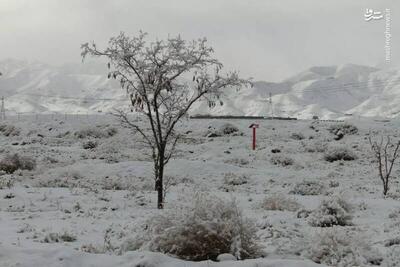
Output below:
[74,126,118,139]
[0,175,14,189]
[304,141,327,153]
[36,170,85,188]
[129,194,262,261]
[270,155,294,166]
[0,153,36,174]
[223,173,248,186]
[206,123,241,137]
[42,232,77,243]
[304,228,382,266]
[290,180,324,196]
[328,123,358,135]
[308,196,353,227]
[369,136,400,196]
[324,147,356,162]
[0,124,20,136]
[82,140,98,149]
[96,140,126,163]
[101,176,135,191]
[261,194,302,212]
[290,132,305,140]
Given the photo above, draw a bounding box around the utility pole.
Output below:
[269,92,274,119]
[1,96,5,120]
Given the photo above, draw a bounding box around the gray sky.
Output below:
[0,0,398,81]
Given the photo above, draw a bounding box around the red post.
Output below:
[249,123,259,150]
[252,127,256,150]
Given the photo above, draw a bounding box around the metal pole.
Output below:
[252,127,256,150]
[1,96,5,120]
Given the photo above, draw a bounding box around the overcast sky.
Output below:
[0,0,398,81]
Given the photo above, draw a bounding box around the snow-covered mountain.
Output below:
[0,59,126,114]
[1,58,400,119]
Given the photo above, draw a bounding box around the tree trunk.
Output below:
[157,162,164,209]
[383,180,389,196]
[155,147,165,209]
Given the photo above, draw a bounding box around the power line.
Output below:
[20,93,128,102]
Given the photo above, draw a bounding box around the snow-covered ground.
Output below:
[1,115,400,266]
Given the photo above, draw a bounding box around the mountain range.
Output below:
[1,58,399,119]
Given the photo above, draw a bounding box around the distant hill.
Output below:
[1,58,399,119]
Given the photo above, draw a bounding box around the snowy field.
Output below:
[1,115,400,266]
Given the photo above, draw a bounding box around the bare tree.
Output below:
[81,32,248,209]
[369,136,400,196]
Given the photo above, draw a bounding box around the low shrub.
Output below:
[43,232,77,243]
[130,194,262,261]
[328,123,358,135]
[308,196,353,227]
[0,124,20,136]
[324,147,356,162]
[290,181,324,196]
[221,123,240,135]
[82,140,98,149]
[270,155,294,166]
[261,194,302,212]
[304,228,382,266]
[223,173,248,186]
[206,123,241,138]
[0,175,14,189]
[0,153,36,174]
[290,132,305,140]
[304,141,327,153]
[74,126,118,139]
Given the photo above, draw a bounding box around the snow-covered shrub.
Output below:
[0,124,20,136]
[105,127,118,137]
[0,153,36,174]
[290,181,324,196]
[223,173,248,186]
[131,194,262,261]
[304,228,382,266]
[270,155,294,166]
[74,126,117,139]
[96,140,125,163]
[297,209,312,219]
[261,194,302,212]
[0,124,21,136]
[329,180,340,188]
[290,132,305,140]
[328,123,358,135]
[304,141,327,153]
[101,176,135,191]
[0,175,14,189]
[206,123,241,137]
[324,146,356,162]
[36,169,84,188]
[384,237,400,247]
[221,123,240,135]
[42,232,77,243]
[82,140,98,149]
[308,196,353,227]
